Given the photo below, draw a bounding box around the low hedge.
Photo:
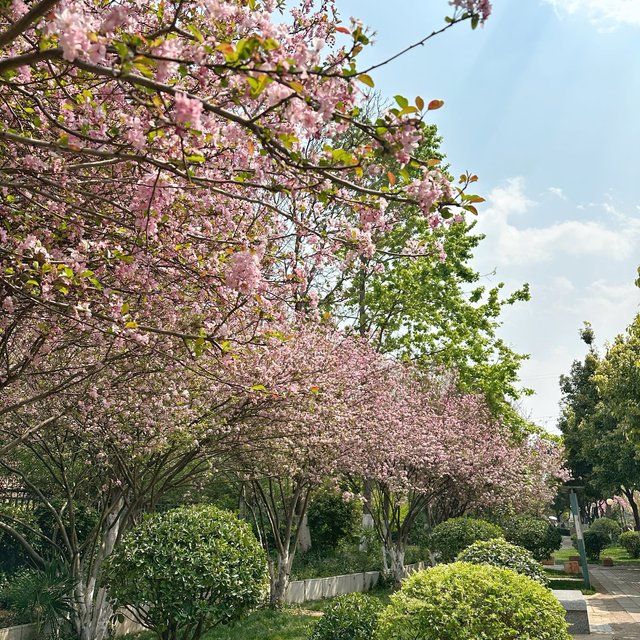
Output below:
[310,592,382,640]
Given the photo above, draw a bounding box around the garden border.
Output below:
[284,562,426,603]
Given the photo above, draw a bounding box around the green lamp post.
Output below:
[569,488,591,590]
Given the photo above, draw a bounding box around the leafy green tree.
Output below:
[307,488,362,552]
[558,344,606,517]
[558,323,640,529]
[347,220,530,419]
[304,117,530,426]
[596,315,640,438]
[592,314,640,529]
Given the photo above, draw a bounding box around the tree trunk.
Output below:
[388,545,406,587]
[72,499,125,640]
[357,261,375,550]
[297,512,311,553]
[73,581,113,640]
[626,490,640,531]
[360,481,374,551]
[269,549,293,606]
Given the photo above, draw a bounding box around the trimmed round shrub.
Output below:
[619,531,640,559]
[310,592,382,640]
[458,538,547,585]
[429,517,503,563]
[105,505,267,640]
[500,515,562,561]
[589,518,621,544]
[583,529,609,561]
[376,562,571,640]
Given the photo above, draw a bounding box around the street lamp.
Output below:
[559,485,591,590]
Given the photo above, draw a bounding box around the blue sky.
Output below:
[337,0,640,430]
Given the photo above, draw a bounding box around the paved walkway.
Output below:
[573,566,640,639]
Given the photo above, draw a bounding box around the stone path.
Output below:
[573,566,640,639]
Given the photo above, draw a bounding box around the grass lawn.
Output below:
[554,545,640,565]
[121,608,319,640]
[544,568,595,594]
[123,588,393,640]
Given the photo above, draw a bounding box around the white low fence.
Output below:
[0,615,145,640]
[284,562,427,603]
[0,623,37,640]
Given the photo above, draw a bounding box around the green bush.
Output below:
[105,505,267,640]
[429,517,503,563]
[589,518,621,544]
[308,489,362,551]
[310,593,382,640]
[0,562,74,637]
[458,538,547,585]
[500,515,562,561]
[583,529,609,561]
[619,531,640,559]
[376,562,571,640]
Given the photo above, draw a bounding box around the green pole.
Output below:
[569,490,591,589]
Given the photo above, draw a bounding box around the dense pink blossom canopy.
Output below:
[0,0,567,516]
[0,0,490,376]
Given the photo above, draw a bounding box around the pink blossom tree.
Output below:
[0,0,488,421]
[223,325,392,603]
[0,0,501,623]
[0,348,259,639]
[352,373,568,583]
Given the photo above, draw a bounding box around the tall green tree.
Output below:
[314,119,530,422]
[594,315,640,529]
[346,219,530,419]
[558,323,640,529]
[596,315,640,437]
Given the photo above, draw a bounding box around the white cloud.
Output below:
[472,178,640,431]
[543,0,640,28]
[514,345,576,430]
[574,280,640,343]
[474,177,640,266]
[547,186,567,200]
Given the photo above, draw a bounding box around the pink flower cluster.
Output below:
[225,251,264,294]
[450,0,492,23]
[173,93,203,131]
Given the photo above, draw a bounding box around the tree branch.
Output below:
[0,0,61,48]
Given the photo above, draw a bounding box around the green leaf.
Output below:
[114,41,130,62]
[394,95,409,109]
